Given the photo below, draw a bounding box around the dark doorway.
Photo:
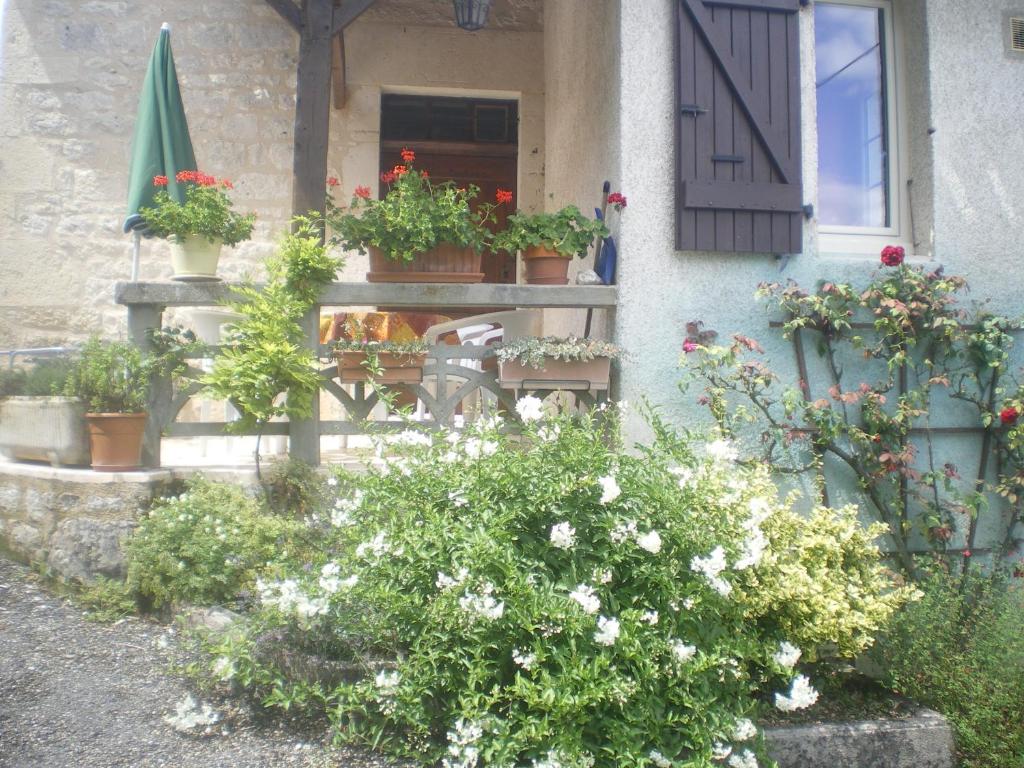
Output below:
[380,94,519,284]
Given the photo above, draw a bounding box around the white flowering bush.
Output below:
[202,408,911,767]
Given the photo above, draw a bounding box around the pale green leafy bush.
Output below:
[126,478,304,609]
[200,408,910,768]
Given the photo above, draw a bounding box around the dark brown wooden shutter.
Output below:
[676,0,803,254]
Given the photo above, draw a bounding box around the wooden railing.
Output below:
[115,281,618,466]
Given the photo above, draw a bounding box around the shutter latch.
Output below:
[680,104,707,117]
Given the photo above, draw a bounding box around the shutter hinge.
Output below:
[680,104,707,116]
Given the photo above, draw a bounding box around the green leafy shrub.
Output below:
[126,478,302,609]
[872,568,1024,768]
[0,357,76,398]
[63,337,148,413]
[76,576,139,623]
[200,407,910,767]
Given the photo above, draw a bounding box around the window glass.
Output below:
[815,4,889,228]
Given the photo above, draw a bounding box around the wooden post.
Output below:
[289,306,322,464]
[292,0,335,224]
[127,303,166,468]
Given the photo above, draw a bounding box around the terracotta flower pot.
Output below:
[498,356,612,392]
[335,351,427,384]
[522,246,571,285]
[366,244,484,283]
[170,235,223,281]
[85,413,147,471]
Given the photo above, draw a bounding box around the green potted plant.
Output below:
[492,205,608,285]
[140,170,256,281]
[333,338,429,385]
[63,338,150,471]
[494,335,621,392]
[0,357,89,466]
[326,148,504,283]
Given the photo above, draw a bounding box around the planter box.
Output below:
[367,244,484,283]
[335,351,427,385]
[498,357,612,392]
[0,397,90,467]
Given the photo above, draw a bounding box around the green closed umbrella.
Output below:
[124,23,196,277]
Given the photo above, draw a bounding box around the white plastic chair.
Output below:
[420,310,542,422]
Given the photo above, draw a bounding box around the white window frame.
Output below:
[815,0,911,257]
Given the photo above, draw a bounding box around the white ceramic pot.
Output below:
[170,235,223,281]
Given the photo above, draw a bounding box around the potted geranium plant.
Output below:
[0,357,89,466]
[326,148,505,283]
[494,335,620,392]
[63,338,150,471]
[140,170,256,281]
[492,205,609,285]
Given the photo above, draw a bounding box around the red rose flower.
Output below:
[1000,406,1019,425]
[326,176,340,188]
[880,245,905,267]
[354,185,371,200]
[607,191,627,210]
[400,147,415,164]
[153,175,168,187]
[495,188,513,205]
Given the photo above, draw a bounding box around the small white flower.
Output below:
[669,465,695,488]
[212,656,235,681]
[436,568,469,590]
[691,546,732,596]
[734,528,767,571]
[732,718,757,741]
[773,641,801,669]
[727,749,758,768]
[648,750,672,768]
[594,616,620,646]
[512,648,537,670]
[671,640,697,663]
[537,424,560,442]
[597,475,621,504]
[774,674,819,712]
[640,610,659,625]
[569,584,601,614]
[705,439,739,463]
[355,531,389,559]
[515,395,545,422]
[610,519,637,544]
[326,476,338,487]
[374,669,400,693]
[596,569,613,584]
[712,742,733,761]
[443,718,484,768]
[549,521,576,549]
[636,529,663,554]
[393,429,432,447]
[459,583,505,621]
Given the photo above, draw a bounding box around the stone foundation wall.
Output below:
[0,463,181,581]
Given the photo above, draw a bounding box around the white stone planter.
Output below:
[0,396,89,466]
[170,235,223,281]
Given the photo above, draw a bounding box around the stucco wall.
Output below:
[0,1,545,348]
[541,0,620,338]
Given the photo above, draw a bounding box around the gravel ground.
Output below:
[0,557,401,768]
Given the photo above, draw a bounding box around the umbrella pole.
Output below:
[131,231,141,281]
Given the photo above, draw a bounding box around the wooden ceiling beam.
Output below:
[264,0,301,31]
[331,0,378,36]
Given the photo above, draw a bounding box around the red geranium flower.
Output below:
[175,170,196,183]
[607,191,627,211]
[682,340,698,354]
[880,245,905,267]
[354,185,371,199]
[380,171,396,184]
[1000,406,1019,426]
[400,147,415,164]
[220,179,234,190]
[326,176,340,188]
[393,164,408,177]
[495,188,513,205]
[420,170,429,179]
[153,175,168,187]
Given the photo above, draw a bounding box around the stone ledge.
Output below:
[765,708,955,768]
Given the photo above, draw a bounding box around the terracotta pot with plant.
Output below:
[492,206,609,285]
[494,335,621,392]
[140,170,256,281]
[326,147,507,283]
[64,338,150,471]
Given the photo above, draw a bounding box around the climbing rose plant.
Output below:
[200,406,910,768]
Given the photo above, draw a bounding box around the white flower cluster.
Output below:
[512,648,538,670]
[374,668,400,693]
[773,641,801,669]
[774,674,819,712]
[550,522,576,549]
[318,562,358,595]
[732,718,757,741]
[443,718,484,768]
[727,749,759,768]
[459,582,505,621]
[597,475,621,504]
[734,497,771,571]
[648,750,672,768]
[671,640,697,663]
[610,519,638,544]
[712,742,732,761]
[436,567,470,590]
[705,439,739,463]
[257,578,328,619]
[530,748,585,768]
[464,437,499,460]
[690,546,732,596]
[639,610,659,625]
[355,531,392,559]
[609,520,663,556]
[164,694,220,733]
[636,530,662,554]
[331,489,363,527]
[668,465,696,489]
[391,429,433,447]
[516,395,546,423]
[594,616,620,646]
[569,583,600,614]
